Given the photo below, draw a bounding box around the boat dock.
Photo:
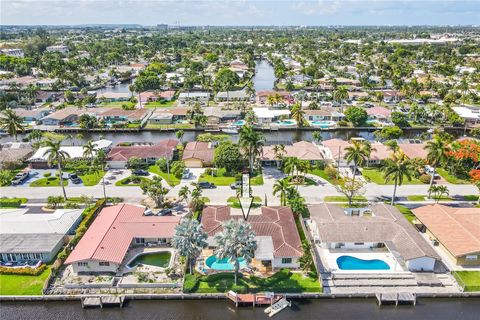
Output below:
[81,296,125,308]
[376,292,416,306]
[226,291,282,307]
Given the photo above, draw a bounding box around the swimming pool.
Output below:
[205,255,247,271]
[127,251,172,268]
[309,120,336,128]
[232,120,246,126]
[336,255,390,270]
[275,119,297,126]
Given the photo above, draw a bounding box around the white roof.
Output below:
[253,108,290,119]
[29,140,110,161]
[93,139,113,150]
[178,92,210,98]
[97,92,131,99]
[0,208,83,235]
[452,106,480,120]
[254,236,274,260]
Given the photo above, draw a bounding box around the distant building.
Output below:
[1,48,24,58]
[46,45,69,54]
[178,92,210,104]
[215,90,251,102]
[452,106,480,127]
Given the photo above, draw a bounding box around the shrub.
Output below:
[419,174,431,184]
[0,199,21,208]
[43,172,52,178]
[0,264,47,276]
[314,160,326,170]
[64,201,80,209]
[204,168,213,175]
[155,158,168,172]
[171,161,186,178]
[183,274,200,293]
[325,166,337,179]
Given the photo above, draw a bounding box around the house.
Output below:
[65,204,181,274]
[98,108,150,124]
[348,91,369,101]
[215,90,251,102]
[148,108,190,125]
[14,108,51,123]
[139,90,176,102]
[201,206,303,270]
[28,140,112,169]
[321,139,391,166]
[0,208,83,263]
[40,107,89,126]
[366,107,392,122]
[304,108,345,122]
[308,203,441,272]
[1,48,24,58]
[97,92,131,102]
[397,142,428,160]
[252,108,290,124]
[452,106,480,127]
[106,139,179,169]
[261,141,324,166]
[182,141,215,168]
[0,143,33,169]
[46,45,69,54]
[203,107,241,125]
[178,92,210,104]
[412,204,480,267]
[256,91,293,105]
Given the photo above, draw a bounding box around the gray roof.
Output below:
[0,233,64,254]
[216,90,250,99]
[308,203,440,261]
[178,92,210,98]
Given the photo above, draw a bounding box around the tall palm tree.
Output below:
[178,185,191,203]
[382,151,413,205]
[172,218,208,274]
[273,179,292,206]
[43,140,70,200]
[82,139,96,168]
[239,125,264,174]
[333,86,348,112]
[312,131,322,144]
[290,103,306,128]
[0,108,24,141]
[344,140,372,183]
[425,136,450,198]
[272,144,286,168]
[283,157,299,179]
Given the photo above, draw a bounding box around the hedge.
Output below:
[0,199,21,208]
[0,264,47,276]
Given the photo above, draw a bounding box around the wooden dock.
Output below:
[376,292,416,306]
[226,291,282,307]
[81,296,125,308]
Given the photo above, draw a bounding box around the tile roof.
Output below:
[398,142,428,159]
[107,139,178,161]
[182,141,214,163]
[99,108,149,120]
[309,203,440,261]
[261,141,323,161]
[201,206,303,258]
[0,147,33,163]
[321,139,392,161]
[412,204,480,257]
[65,204,181,265]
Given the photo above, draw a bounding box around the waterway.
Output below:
[252,60,276,91]
[95,80,133,95]
[1,298,479,320]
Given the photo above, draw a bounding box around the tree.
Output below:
[375,126,403,140]
[333,86,349,112]
[0,108,24,140]
[298,240,314,273]
[272,144,286,168]
[336,177,365,206]
[172,219,208,274]
[140,176,169,208]
[178,185,191,203]
[469,169,480,205]
[344,106,368,127]
[273,179,293,206]
[283,157,299,179]
[214,68,240,104]
[428,185,449,203]
[127,156,145,170]
[47,195,64,209]
[214,219,257,285]
[0,170,13,186]
[290,103,306,127]
[382,151,413,205]
[312,131,322,144]
[425,136,450,198]
[43,139,70,200]
[190,185,205,212]
[27,129,43,143]
[344,140,372,183]
[79,114,97,129]
[391,111,410,127]
[176,129,185,143]
[239,125,264,174]
[214,141,242,173]
[82,139,96,167]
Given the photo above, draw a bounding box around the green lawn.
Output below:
[284,176,317,186]
[0,197,28,204]
[184,269,320,294]
[148,165,180,186]
[323,196,367,202]
[0,267,51,295]
[454,271,480,292]
[199,169,264,186]
[250,173,264,185]
[362,168,424,185]
[227,196,262,203]
[30,177,68,187]
[79,171,105,186]
[309,168,342,185]
[115,175,150,186]
[99,101,135,108]
[144,100,177,108]
[144,123,194,129]
[406,195,426,201]
[395,204,417,224]
[436,168,470,184]
[463,195,479,201]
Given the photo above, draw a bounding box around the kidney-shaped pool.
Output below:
[336,255,390,270]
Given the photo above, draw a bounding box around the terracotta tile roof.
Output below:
[201,206,303,258]
[412,204,480,257]
[153,108,190,116]
[321,139,391,161]
[309,203,440,261]
[261,141,323,161]
[182,141,214,164]
[366,107,392,118]
[107,139,179,161]
[99,108,149,120]
[65,204,181,265]
[398,142,428,159]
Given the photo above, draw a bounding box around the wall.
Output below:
[71,261,119,274]
[184,158,203,168]
[406,257,436,271]
[456,254,480,267]
[328,242,378,250]
[273,257,300,269]
[106,160,127,169]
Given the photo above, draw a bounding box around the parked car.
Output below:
[424,165,440,179]
[230,181,242,190]
[68,173,82,184]
[182,169,192,179]
[11,172,30,185]
[198,181,216,189]
[158,208,172,216]
[132,169,149,176]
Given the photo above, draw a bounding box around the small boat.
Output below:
[264,298,291,317]
[222,126,238,134]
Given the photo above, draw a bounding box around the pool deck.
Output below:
[321,248,405,273]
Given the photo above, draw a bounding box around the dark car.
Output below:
[132,169,149,176]
[11,172,30,185]
[230,181,242,190]
[68,173,82,184]
[198,181,216,189]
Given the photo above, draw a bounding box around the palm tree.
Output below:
[312,131,322,144]
[214,219,257,285]
[425,136,450,198]
[176,129,185,143]
[283,157,299,179]
[272,144,286,168]
[239,125,264,174]
[290,103,306,127]
[344,140,372,183]
[178,185,191,203]
[43,140,70,200]
[333,86,348,112]
[172,218,208,274]
[82,139,96,167]
[273,179,293,206]
[0,108,24,141]
[428,185,449,203]
[382,151,413,205]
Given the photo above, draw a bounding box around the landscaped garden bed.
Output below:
[115,175,150,186]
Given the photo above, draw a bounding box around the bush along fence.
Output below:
[42,199,106,293]
[0,264,47,276]
[0,199,22,208]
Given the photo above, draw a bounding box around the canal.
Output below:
[1,298,479,320]
[252,60,276,91]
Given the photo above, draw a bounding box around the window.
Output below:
[99,261,110,266]
[78,262,88,267]
[281,258,292,264]
[354,242,364,246]
[466,255,478,261]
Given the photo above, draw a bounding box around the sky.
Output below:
[1,0,479,26]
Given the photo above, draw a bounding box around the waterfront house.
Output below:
[321,139,391,167]
[97,92,131,102]
[201,206,303,271]
[304,108,345,122]
[148,108,190,125]
[65,204,180,274]
[203,107,241,126]
[252,107,290,124]
[397,142,428,160]
[98,108,151,125]
[308,203,441,272]
[106,139,179,169]
[215,90,251,102]
[40,107,89,126]
[261,141,324,166]
[452,106,480,127]
[366,106,392,122]
[256,91,293,106]
[182,141,214,168]
[0,208,83,264]
[178,92,210,105]
[412,204,480,267]
[14,107,51,123]
[139,90,176,102]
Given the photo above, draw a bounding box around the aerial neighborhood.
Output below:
[0,24,479,312]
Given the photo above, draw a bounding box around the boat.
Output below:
[222,126,238,134]
[264,297,291,317]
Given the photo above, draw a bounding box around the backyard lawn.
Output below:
[436,168,470,184]
[145,123,194,129]
[144,100,177,108]
[99,101,135,108]
[30,177,68,187]
[0,267,51,295]
[362,168,423,185]
[199,169,263,186]
[148,165,180,186]
[454,271,480,292]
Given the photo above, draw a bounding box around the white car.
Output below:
[182,169,192,179]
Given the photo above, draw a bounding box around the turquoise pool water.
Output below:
[205,255,247,271]
[232,120,246,126]
[276,120,297,126]
[336,255,390,270]
[310,120,335,128]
